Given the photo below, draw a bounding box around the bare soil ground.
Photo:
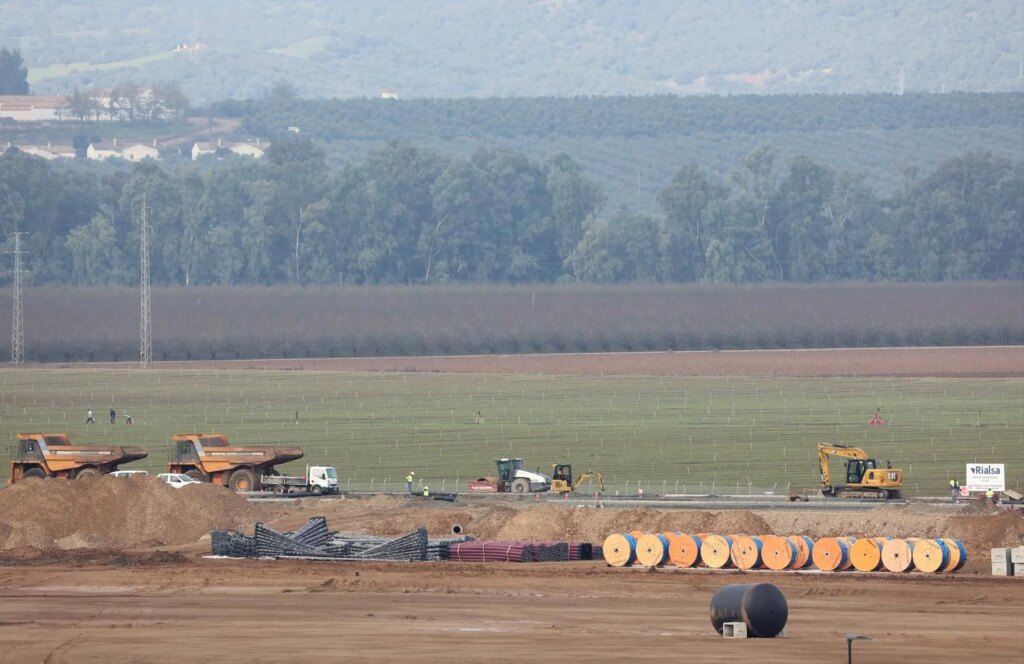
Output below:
[1,480,1022,663]
[72,345,1024,377]
[0,557,1021,663]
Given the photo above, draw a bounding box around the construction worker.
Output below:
[85,409,95,424]
[406,471,415,495]
[949,478,960,503]
[985,488,995,504]
[124,414,133,425]
[109,408,116,425]
[422,486,430,498]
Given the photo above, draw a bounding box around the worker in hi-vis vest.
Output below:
[406,472,415,495]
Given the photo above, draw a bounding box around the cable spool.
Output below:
[761,535,796,571]
[940,538,967,572]
[730,535,764,570]
[700,534,734,568]
[668,533,702,568]
[787,535,814,569]
[450,525,463,535]
[881,538,915,573]
[812,537,849,572]
[636,533,670,567]
[710,583,789,638]
[850,538,883,572]
[628,530,645,540]
[603,533,638,567]
[912,539,950,574]
[836,537,856,571]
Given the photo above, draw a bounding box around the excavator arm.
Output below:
[817,443,868,490]
[575,471,604,492]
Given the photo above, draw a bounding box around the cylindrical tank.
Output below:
[709,583,789,638]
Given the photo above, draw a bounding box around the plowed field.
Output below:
[84,345,1024,377]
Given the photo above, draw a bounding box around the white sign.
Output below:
[965,463,1005,492]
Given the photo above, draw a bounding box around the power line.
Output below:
[8,232,26,365]
[140,194,152,368]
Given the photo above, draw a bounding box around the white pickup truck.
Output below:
[260,465,339,496]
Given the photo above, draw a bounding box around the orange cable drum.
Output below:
[636,533,670,567]
[730,535,764,570]
[812,537,849,572]
[850,538,883,572]
[942,538,967,572]
[881,538,915,573]
[761,535,796,571]
[603,533,638,567]
[700,534,733,569]
[836,537,857,570]
[628,530,645,540]
[912,539,950,574]
[788,535,813,569]
[939,538,961,573]
[668,533,702,568]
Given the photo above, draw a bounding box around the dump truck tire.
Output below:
[311,485,322,496]
[228,468,256,493]
[76,467,101,479]
[512,478,530,493]
[273,484,287,495]
[185,469,209,483]
[24,468,46,479]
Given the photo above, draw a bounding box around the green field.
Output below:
[28,51,174,84]
[1,369,1021,496]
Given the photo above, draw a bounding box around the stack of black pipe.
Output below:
[211,517,472,562]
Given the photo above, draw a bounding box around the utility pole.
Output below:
[139,194,152,368]
[9,231,26,365]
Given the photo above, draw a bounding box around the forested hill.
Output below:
[7,0,1023,101]
[231,92,1024,213]
[236,93,1023,141]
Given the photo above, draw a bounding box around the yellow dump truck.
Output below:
[8,432,148,483]
[167,433,304,492]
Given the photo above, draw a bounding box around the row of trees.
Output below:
[0,140,1021,287]
[63,81,191,122]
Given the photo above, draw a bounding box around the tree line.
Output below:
[0,140,1021,287]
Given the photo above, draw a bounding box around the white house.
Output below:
[121,142,160,161]
[0,95,65,121]
[191,141,217,160]
[192,138,269,160]
[17,143,76,160]
[87,139,122,160]
[228,139,269,157]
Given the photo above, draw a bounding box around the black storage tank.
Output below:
[709,583,788,638]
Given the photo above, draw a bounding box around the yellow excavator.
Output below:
[550,463,604,494]
[817,442,903,499]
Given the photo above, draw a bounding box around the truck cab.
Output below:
[307,465,339,494]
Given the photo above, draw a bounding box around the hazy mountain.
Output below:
[3,0,1022,102]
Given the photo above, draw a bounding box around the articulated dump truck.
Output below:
[8,433,148,484]
[167,433,304,492]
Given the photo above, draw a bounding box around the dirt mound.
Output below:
[0,475,261,552]
[947,511,1024,551]
[471,505,770,542]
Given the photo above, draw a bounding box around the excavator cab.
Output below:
[846,459,877,484]
[551,464,573,492]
